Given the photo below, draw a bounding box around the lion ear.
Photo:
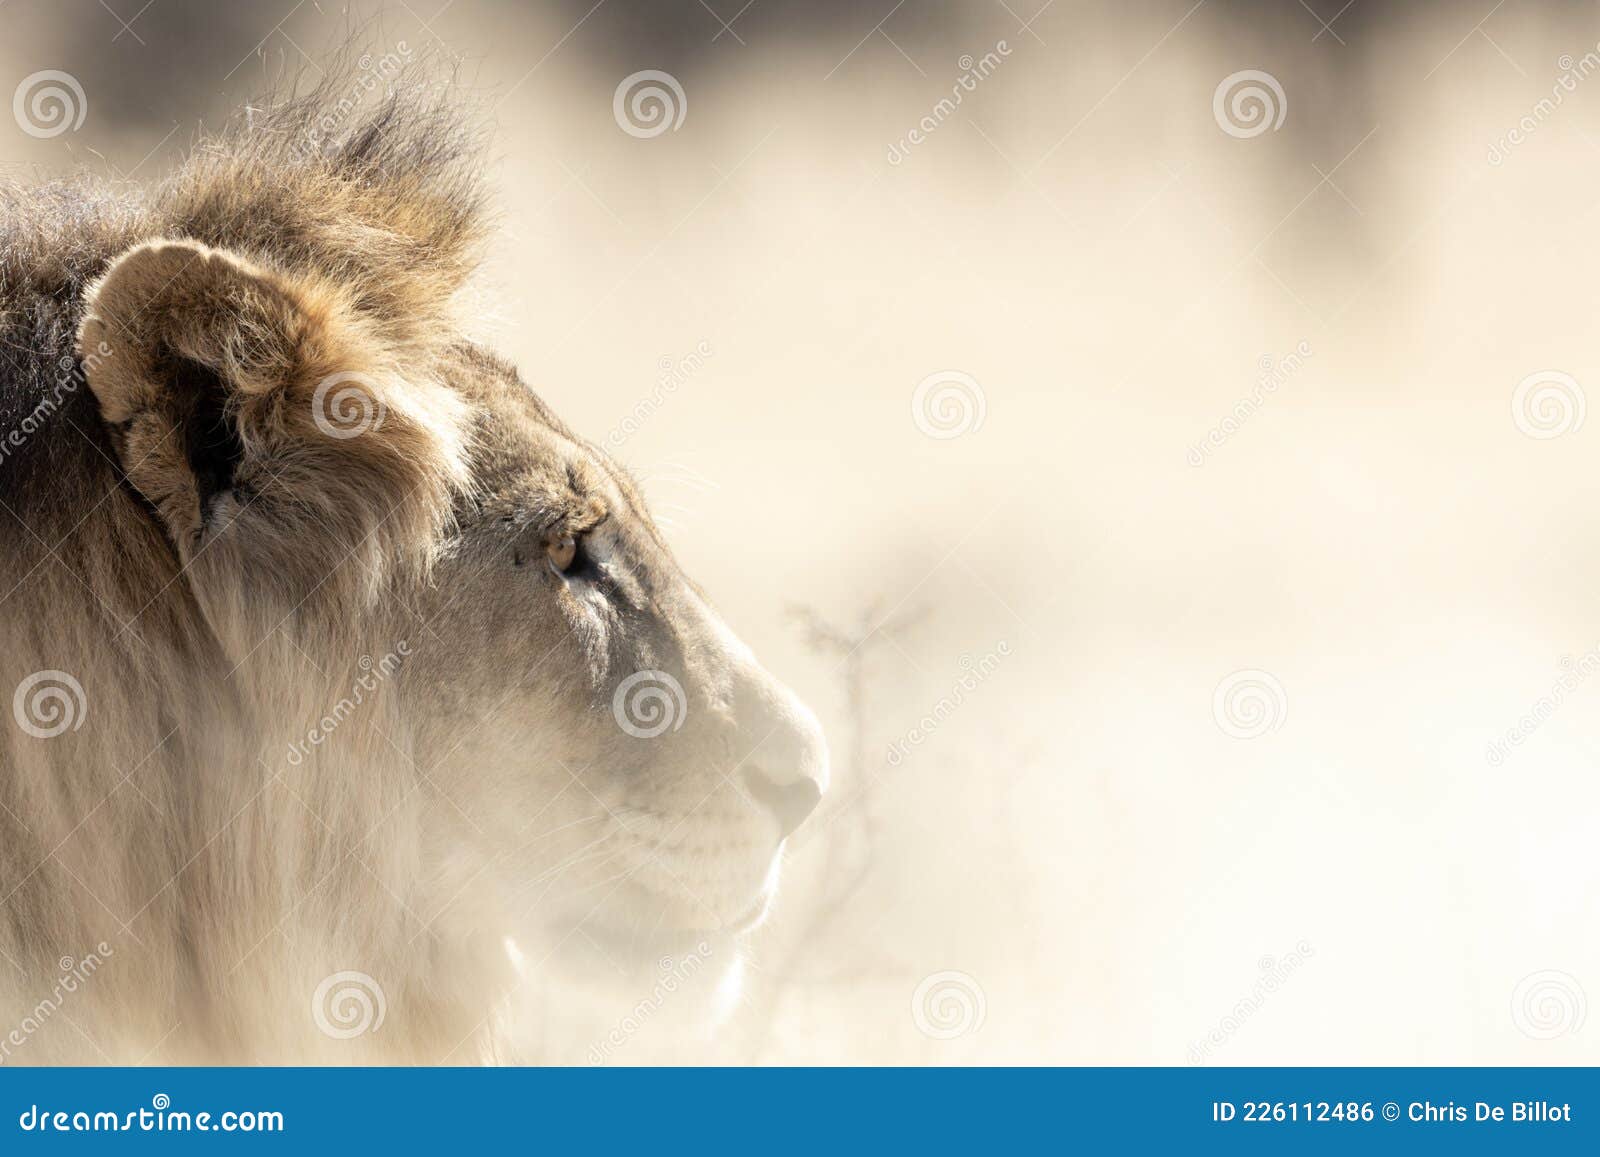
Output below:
[76,239,466,617]
[78,240,344,542]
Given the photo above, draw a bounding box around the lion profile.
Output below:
[0,54,827,1064]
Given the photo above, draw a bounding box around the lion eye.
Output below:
[546,536,578,573]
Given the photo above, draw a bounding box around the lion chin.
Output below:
[0,54,826,1066]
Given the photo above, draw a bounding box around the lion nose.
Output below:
[734,673,829,840]
[744,771,823,840]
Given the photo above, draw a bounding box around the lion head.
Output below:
[0,61,826,1063]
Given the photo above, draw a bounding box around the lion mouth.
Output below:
[549,886,773,969]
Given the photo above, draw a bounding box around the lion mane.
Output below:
[0,57,505,1063]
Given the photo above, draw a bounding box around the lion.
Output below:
[0,59,827,1064]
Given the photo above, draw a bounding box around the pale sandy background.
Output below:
[4,0,1600,1063]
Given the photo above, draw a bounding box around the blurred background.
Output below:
[5,0,1600,1064]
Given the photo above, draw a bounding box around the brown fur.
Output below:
[0,57,826,1064]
